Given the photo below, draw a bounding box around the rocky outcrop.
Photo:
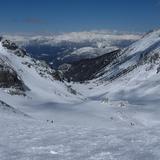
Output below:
[0,54,27,92]
[0,38,27,57]
[1,39,18,50]
[0,63,25,90]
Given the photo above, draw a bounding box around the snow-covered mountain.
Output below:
[69,29,160,129]
[67,29,160,110]
[1,29,160,160]
[97,29,160,81]
[0,37,81,114]
[57,29,160,82]
[3,31,140,69]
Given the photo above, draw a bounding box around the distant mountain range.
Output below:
[3,31,141,69]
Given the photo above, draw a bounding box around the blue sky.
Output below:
[0,0,160,33]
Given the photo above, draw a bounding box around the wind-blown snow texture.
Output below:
[1,29,160,160]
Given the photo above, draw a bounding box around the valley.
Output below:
[1,29,160,160]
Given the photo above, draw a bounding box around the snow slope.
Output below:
[0,100,29,117]
[0,39,81,111]
[1,114,160,160]
[71,29,160,127]
[96,29,160,81]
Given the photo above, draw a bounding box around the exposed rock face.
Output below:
[0,38,26,91]
[0,62,25,90]
[58,49,120,82]
[0,37,56,93]
[14,48,27,57]
[1,39,18,50]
